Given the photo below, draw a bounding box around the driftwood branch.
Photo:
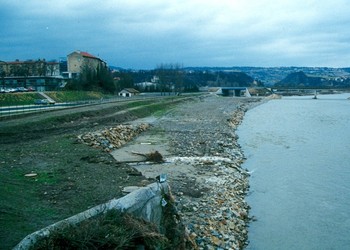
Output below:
[131,151,164,163]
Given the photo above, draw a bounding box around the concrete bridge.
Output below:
[219,87,252,97]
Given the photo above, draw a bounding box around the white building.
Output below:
[118,88,140,97]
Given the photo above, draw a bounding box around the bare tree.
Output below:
[155,63,184,95]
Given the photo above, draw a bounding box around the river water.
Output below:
[237,93,350,250]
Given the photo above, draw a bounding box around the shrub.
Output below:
[31,209,169,249]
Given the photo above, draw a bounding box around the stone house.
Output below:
[67,51,106,78]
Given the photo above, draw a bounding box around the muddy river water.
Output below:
[237,93,350,250]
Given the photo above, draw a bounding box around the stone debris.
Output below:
[227,105,247,130]
[155,97,261,249]
[166,156,235,164]
[177,162,250,249]
[77,123,150,152]
[77,96,261,249]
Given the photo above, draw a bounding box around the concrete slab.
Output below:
[110,133,171,163]
[110,129,201,182]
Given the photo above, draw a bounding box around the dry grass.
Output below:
[31,209,169,250]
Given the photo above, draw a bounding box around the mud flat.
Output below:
[107,95,264,249]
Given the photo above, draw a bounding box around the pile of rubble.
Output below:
[153,97,261,249]
[175,111,250,249]
[77,123,150,152]
[77,96,262,249]
[167,155,250,249]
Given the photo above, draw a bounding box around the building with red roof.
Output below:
[67,50,107,77]
[0,50,109,91]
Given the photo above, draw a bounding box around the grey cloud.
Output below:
[1,0,350,68]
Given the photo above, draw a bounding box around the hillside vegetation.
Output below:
[276,71,350,88]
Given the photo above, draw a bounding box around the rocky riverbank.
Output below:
[77,95,264,249]
[154,96,262,249]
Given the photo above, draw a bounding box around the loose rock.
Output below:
[154,96,262,249]
[78,123,150,152]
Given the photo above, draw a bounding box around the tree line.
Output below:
[65,62,260,94]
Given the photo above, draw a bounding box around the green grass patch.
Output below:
[0,92,42,106]
[129,103,166,117]
[128,97,187,118]
[153,106,173,118]
[0,127,148,248]
[0,95,195,248]
[125,100,156,108]
[0,167,61,248]
[46,91,108,102]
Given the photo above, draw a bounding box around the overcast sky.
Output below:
[1,0,350,69]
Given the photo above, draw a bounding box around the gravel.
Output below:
[153,95,263,249]
[78,94,264,249]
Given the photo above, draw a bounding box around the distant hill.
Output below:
[183,70,258,87]
[109,66,350,88]
[276,71,324,87]
[276,71,350,88]
[185,66,350,86]
[109,66,126,71]
[110,67,259,89]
